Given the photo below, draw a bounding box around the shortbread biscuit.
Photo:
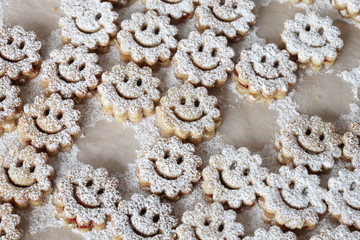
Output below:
[0,25,42,82]
[18,93,81,155]
[173,30,234,88]
[202,147,268,209]
[281,12,343,71]
[243,226,297,240]
[233,43,297,103]
[195,0,255,41]
[310,225,360,240]
[142,0,196,22]
[258,166,327,230]
[176,202,244,240]
[156,82,221,143]
[325,168,360,230]
[98,62,161,123]
[55,165,121,232]
[343,122,360,169]
[117,11,178,67]
[290,0,314,4]
[59,0,119,51]
[137,136,202,200]
[275,115,342,172]
[330,0,360,23]
[41,44,103,100]
[0,76,22,135]
[0,203,22,240]
[111,194,177,239]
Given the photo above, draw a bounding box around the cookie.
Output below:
[281,12,344,71]
[201,147,268,209]
[343,122,360,169]
[0,203,22,240]
[59,0,119,52]
[275,115,342,172]
[176,202,244,240]
[325,168,360,230]
[137,136,202,200]
[258,166,327,230]
[18,93,81,155]
[142,0,196,22]
[0,76,22,135]
[290,0,314,4]
[243,226,297,240]
[41,44,103,101]
[111,194,177,239]
[156,82,221,143]
[310,225,360,240]
[233,43,297,103]
[117,11,178,67]
[173,30,234,88]
[98,62,161,123]
[0,146,53,208]
[330,0,360,23]
[195,0,255,41]
[0,25,42,82]
[55,165,121,232]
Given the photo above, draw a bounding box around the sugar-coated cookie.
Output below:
[0,203,22,240]
[243,226,297,240]
[310,225,360,240]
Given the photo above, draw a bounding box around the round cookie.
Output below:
[243,226,297,240]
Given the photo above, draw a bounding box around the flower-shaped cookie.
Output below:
[258,166,327,230]
[290,0,314,4]
[176,202,244,240]
[156,82,221,143]
[276,115,342,172]
[0,25,42,81]
[173,30,234,88]
[111,194,177,239]
[310,225,360,240]
[55,165,121,232]
[117,11,178,66]
[59,0,119,51]
[18,93,81,155]
[0,203,22,240]
[243,226,297,240]
[195,0,255,41]
[281,12,344,71]
[330,0,360,23]
[142,0,196,22]
[41,44,103,100]
[325,169,360,230]
[343,122,360,169]
[234,43,297,103]
[137,136,202,200]
[0,146,53,208]
[98,62,161,123]
[202,147,268,209]
[0,76,22,135]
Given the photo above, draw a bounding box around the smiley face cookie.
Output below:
[0,76,22,135]
[117,11,178,67]
[325,169,360,230]
[343,122,360,169]
[18,93,81,155]
[258,166,327,230]
[98,62,161,123]
[176,202,244,240]
[111,194,177,239]
[290,0,314,4]
[137,136,202,200]
[310,225,360,240]
[275,115,342,172]
[59,0,119,51]
[41,44,103,100]
[173,30,234,88]
[234,43,297,103]
[156,82,221,143]
[195,0,255,41]
[281,12,344,71]
[330,0,360,23]
[0,203,22,240]
[0,146,54,208]
[243,226,297,240]
[142,0,196,22]
[0,25,42,82]
[202,147,268,209]
[55,165,121,232]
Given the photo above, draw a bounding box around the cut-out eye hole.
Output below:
[318,28,324,35]
[79,64,85,71]
[153,215,160,223]
[141,23,148,31]
[19,41,25,50]
[30,166,36,173]
[204,219,211,226]
[302,187,308,195]
[86,180,93,187]
[305,129,311,136]
[0,96,6,102]
[44,108,50,117]
[140,208,147,216]
[261,56,266,63]
[319,134,325,141]
[124,76,129,83]
[56,113,63,120]
[289,181,295,189]
[218,223,224,232]
[154,27,160,35]
[180,97,186,105]
[137,79,142,87]
[97,189,104,195]
[243,168,250,176]
[220,0,225,5]
[211,49,217,57]
[273,61,279,68]
[194,99,200,107]
[68,59,74,65]
[198,45,204,52]
[96,13,102,20]
[232,3,237,9]
[16,161,23,168]
[177,157,183,164]
[7,37,13,45]
[164,151,170,159]
[305,25,311,32]
[230,162,237,170]
[350,182,356,191]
